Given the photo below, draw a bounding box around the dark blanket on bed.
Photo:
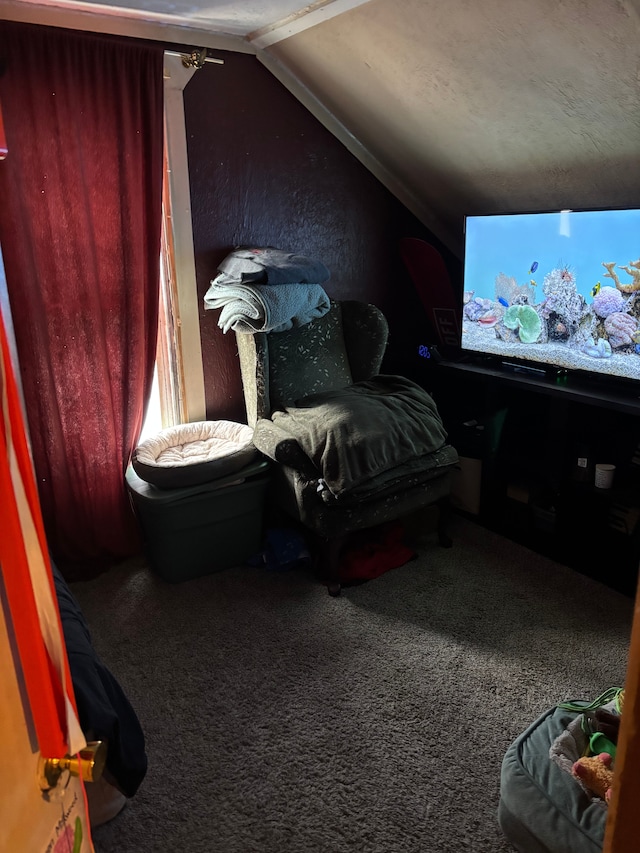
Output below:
[52,560,147,798]
[253,374,449,498]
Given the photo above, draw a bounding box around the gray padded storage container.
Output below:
[126,458,270,582]
[499,705,607,853]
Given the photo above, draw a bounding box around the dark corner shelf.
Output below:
[428,359,640,596]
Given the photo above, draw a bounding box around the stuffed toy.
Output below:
[572,752,615,802]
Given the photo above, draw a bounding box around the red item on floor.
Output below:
[339,521,416,583]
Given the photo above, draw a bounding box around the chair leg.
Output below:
[317,534,345,596]
[437,496,453,548]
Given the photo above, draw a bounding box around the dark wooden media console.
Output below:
[422,358,640,596]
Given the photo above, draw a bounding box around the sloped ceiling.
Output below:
[2,0,640,255]
[267,0,640,253]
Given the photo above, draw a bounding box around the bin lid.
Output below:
[125,457,270,503]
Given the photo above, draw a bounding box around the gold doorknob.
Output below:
[38,740,107,791]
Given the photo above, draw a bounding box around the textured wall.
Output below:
[271,0,640,256]
[184,51,457,421]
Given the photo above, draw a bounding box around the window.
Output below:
[140,53,207,441]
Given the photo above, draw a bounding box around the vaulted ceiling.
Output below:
[2,0,640,255]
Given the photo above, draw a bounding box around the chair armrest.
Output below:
[253,418,320,480]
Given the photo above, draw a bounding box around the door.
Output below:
[0,304,93,852]
[0,601,93,853]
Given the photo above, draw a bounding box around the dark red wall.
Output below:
[184,51,460,421]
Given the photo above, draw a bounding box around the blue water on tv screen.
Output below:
[461,208,640,382]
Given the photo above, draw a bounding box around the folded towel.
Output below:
[204,277,331,333]
[218,247,331,285]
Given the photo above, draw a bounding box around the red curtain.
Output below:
[0,23,164,578]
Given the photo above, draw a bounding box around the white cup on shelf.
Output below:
[594,463,615,489]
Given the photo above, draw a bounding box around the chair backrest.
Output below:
[236,300,389,425]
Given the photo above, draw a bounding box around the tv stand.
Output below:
[438,358,640,416]
[501,361,551,378]
[422,359,640,596]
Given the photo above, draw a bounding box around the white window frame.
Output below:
[160,53,206,425]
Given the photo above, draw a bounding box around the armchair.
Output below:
[236,299,458,595]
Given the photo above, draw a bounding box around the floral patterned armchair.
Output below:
[236,300,458,595]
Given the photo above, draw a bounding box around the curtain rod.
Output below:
[165,48,225,69]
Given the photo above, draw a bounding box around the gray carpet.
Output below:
[71,514,633,853]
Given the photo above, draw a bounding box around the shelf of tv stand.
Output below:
[437,358,640,417]
[424,357,640,596]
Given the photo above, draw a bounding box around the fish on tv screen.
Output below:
[462,208,640,382]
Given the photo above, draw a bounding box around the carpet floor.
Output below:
[71,514,634,853]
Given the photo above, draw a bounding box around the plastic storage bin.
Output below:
[125,457,270,582]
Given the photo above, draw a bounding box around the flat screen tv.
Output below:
[462,208,640,385]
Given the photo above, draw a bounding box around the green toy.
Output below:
[589,731,616,759]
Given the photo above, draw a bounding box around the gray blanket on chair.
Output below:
[217,247,331,285]
[204,247,332,333]
[204,276,331,334]
[252,374,449,499]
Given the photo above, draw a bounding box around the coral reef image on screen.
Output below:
[462,209,640,381]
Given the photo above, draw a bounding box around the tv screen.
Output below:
[462,208,640,383]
